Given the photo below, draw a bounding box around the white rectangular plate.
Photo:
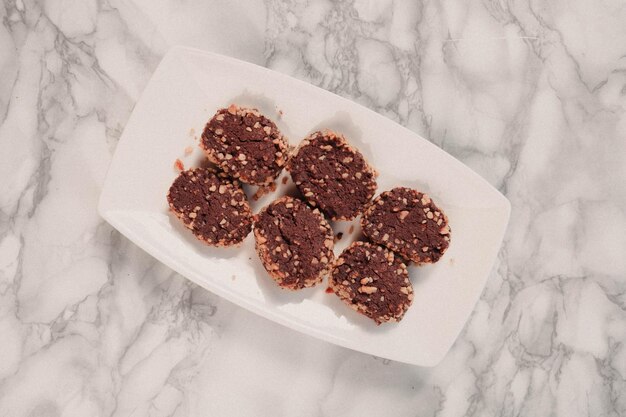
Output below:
[99,46,510,366]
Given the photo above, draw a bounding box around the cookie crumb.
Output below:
[335,232,344,242]
[174,159,184,171]
[252,182,277,201]
[184,146,193,156]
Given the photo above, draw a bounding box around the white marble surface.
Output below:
[1,0,625,416]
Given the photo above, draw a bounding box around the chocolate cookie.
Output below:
[361,187,451,264]
[286,130,377,220]
[253,196,334,290]
[329,241,413,324]
[167,168,252,246]
[201,105,289,186]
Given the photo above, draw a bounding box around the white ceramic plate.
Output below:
[98,46,510,366]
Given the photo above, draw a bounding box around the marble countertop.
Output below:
[1,0,625,416]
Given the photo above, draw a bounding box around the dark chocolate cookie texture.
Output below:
[201,105,288,185]
[253,196,334,290]
[287,130,377,220]
[361,187,451,264]
[329,241,413,324]
[167,168,252,246]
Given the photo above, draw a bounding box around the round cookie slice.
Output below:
[286,130,377,220]
[167,168,252,246]
[253,196,334,290]
[361,187,451,264]
[201,104,289,186]
[329,241,413,324]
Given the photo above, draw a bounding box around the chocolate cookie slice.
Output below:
[286,130,377,220]
[201,104,289,186]
[253,196,334,290]
[167,168,252,246]
[329,241,413,324]
[361,187,451,264]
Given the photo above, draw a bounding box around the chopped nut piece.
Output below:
[359,286,378,294]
